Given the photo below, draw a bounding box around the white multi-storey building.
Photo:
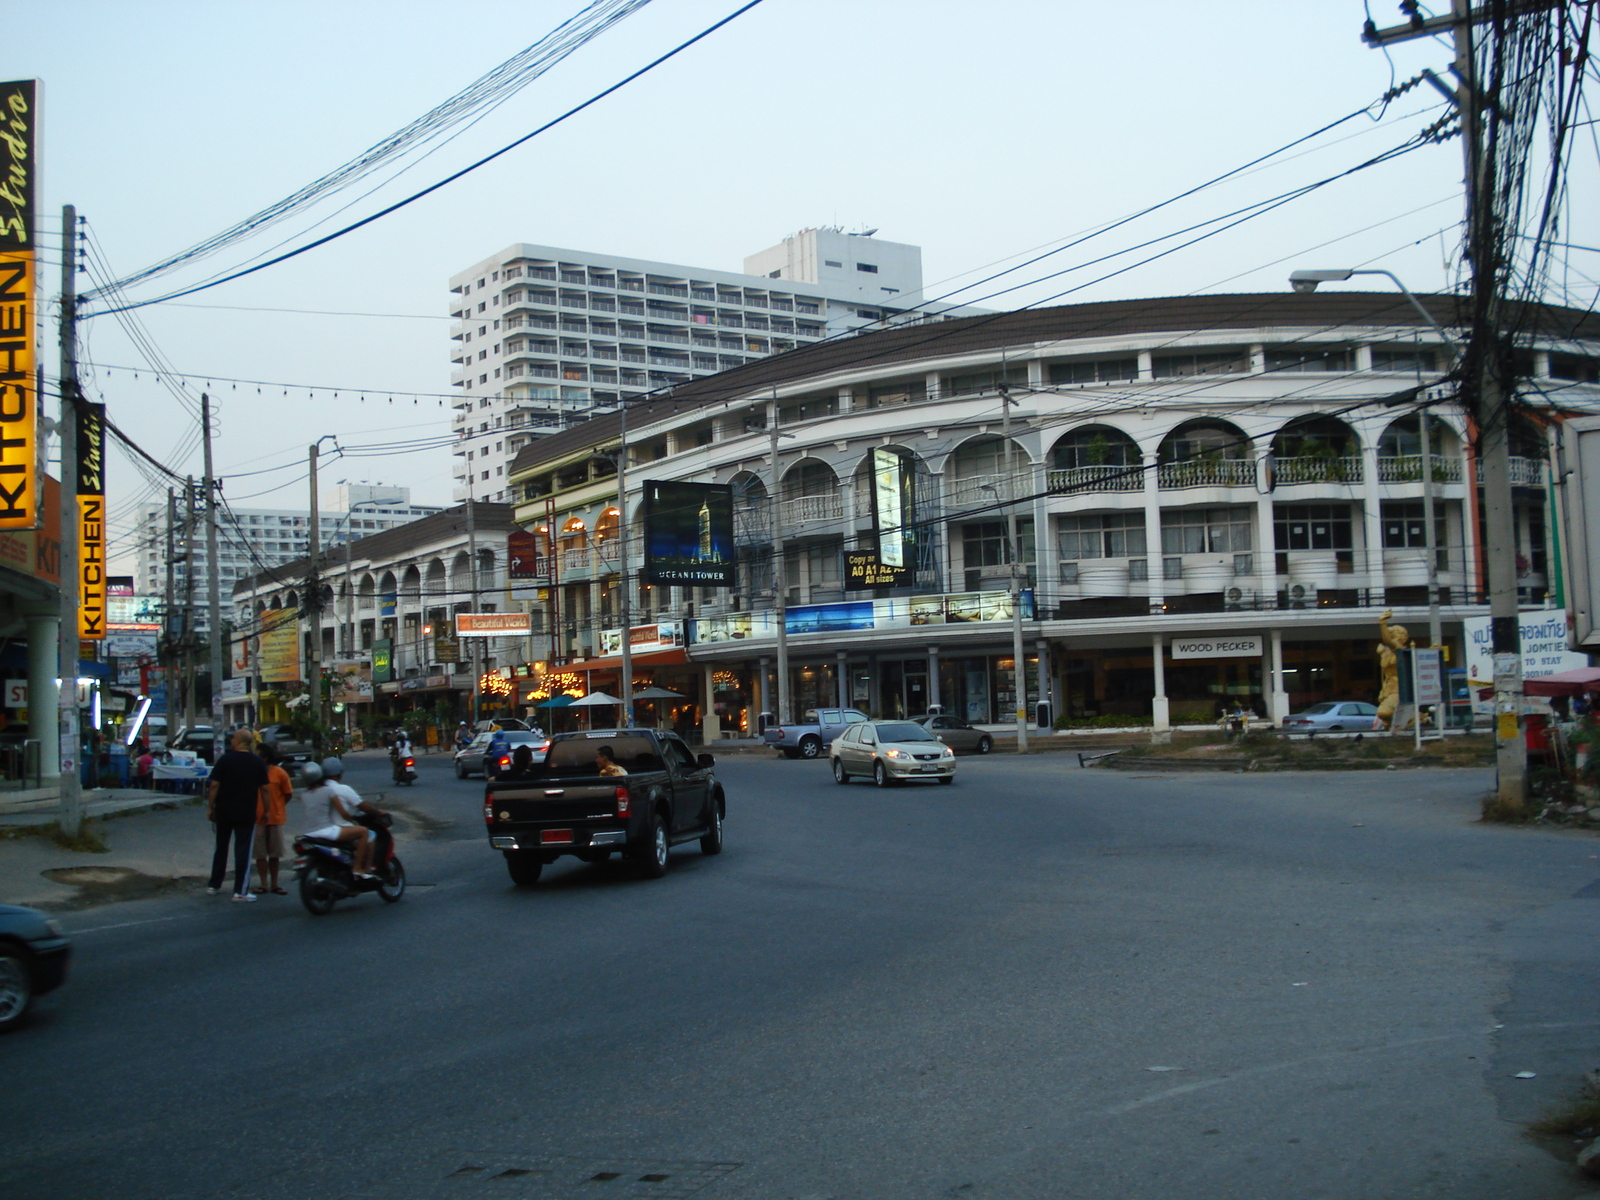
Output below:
[448,229,985,504]
[132,484,441,633]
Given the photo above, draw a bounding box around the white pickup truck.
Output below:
[763,708,871,759]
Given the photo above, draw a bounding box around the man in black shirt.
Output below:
[206,729,270,902]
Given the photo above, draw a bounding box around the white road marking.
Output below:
[69,915,181,935]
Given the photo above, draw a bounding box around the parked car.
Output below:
[455,729,549,778]
[763,708,870,759]
[1281,701,1379,733]
[0,903,71,1032]
[913,714,994,754]
[830,719,956,787]
[169,725,217,764]
[484,728,724,884]
[255,724,317,772]
[474,718,530,734]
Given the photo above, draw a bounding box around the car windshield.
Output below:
[1299,703,1336,715]
[876,723,936,743]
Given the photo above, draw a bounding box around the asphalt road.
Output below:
[3,749,1598,1200]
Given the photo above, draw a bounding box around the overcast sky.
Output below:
[7,0,1595,571]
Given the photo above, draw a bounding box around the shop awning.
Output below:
[560,647,689,675]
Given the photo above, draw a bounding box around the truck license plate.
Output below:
[540,829,574,844]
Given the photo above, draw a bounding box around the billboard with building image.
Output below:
[642,480,734,587]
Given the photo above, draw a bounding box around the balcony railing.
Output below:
[942,472,1015,509]
[779,494,845,525]
[560,547,591,575]
[1468,455,1545,487]
[1271,455,1364,485]
[1157,458,1256,489]
[1378,455,1464,483]
[1047,464,1142,493]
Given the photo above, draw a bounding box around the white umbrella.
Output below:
[569,691,624,706]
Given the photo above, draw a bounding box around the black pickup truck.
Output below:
[483,728,725,886]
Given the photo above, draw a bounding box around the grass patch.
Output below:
[0,819,111,851]
[1481,793,1535,824]
[1128,731,1496,769]
[1529,1093,1600,1138]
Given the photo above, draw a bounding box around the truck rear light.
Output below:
[615,786,630,816]
[483,802,495,824]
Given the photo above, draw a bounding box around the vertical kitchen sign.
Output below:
[0,80,37,532]
[76,402,106,638]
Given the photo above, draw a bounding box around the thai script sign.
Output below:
[1464,611,1589,699]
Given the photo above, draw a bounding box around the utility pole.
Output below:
[466,483,479,723]
[1364,0,1534,804]
[202,394,223,729]
[769,399,790,724]
[1000,385,1028,753]
[616,401,634,727]
[182,475,197,733]
[306,443,322,732]
[163,486,176,730]
[55,205,83,835]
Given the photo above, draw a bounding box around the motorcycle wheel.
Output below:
[377,857,406,903]
[299,866,337,916]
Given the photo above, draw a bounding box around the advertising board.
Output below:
[642,480,734,587]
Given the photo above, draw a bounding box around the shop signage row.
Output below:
[598,622,683,656]
[690,590,1034,644]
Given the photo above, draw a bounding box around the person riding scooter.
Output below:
[298,757,383,877]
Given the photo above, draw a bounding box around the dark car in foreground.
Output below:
[0,903,71,1032]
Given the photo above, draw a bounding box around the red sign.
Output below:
[508,530,546,579]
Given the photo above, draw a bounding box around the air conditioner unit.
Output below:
[1285,582,1319,609]
[1223,586,1257,611]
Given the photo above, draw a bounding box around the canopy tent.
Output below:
[569,691,624,706]
[630,686,686,700]
[1522,667,1600,698]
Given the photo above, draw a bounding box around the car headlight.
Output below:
[885,749,908,760]
[941,747,954,757]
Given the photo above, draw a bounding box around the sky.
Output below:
[7,0,1597,574]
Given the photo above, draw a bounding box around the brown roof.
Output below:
[232,502,518,594]
[509,291,1600,478]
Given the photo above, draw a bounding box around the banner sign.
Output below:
[219,676,250,700]
[690,590,1032,644]
[1464,611,1590,709]
[0,80,37,532]
[0,472,59,583]
[371,637,393,684]
[432,622,461,664]
[1170,635,1264,660]
[642,479,734,587]
[76,402,107,639]
[456,611,531,637]
[872,448,916,577]
[329,660,373,704]
[104,631,158,659]
[508,530,547,579]
[598,621,683,656]
[845,551,906,589]
[258,608,301,683]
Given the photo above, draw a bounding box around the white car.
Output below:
[829,720,955,787]
[1281,701,1380,733]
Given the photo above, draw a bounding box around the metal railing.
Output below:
[1047,464,1142,493]
[1271,455,1364,485]
[1157,459,1256,489]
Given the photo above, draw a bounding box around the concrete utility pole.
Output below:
[1364,0,1534,804]
[466,482,479,722]
[769,399,790,724]
[163,486,176,723]
[202,393,223,728]
[616,401,633,727]
[182,475,197,733]
[55,205,83,835]
[306,442,322,731]
[1000,385,1028,753]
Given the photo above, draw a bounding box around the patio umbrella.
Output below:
[1523,667,1600,698]
[535,695,575,709]
[569,691,624,706]
[630,686,686,700]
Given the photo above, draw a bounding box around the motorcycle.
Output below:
[291,811,406,916]
[391,751,417,786]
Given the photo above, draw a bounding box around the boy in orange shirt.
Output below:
[253,742,294,895]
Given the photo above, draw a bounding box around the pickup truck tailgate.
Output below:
[489,780,618,824]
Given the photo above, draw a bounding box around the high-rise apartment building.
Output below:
[448,229,985,503]
[131,483,442,633]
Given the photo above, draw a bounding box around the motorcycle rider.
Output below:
[485,725,511,780]
[390,729,415,783]
[299,757,383,878]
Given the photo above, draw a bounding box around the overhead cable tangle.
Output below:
[82,0,657,303]
[84,0,770,318]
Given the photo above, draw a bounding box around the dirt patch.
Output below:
[37,865,204,910]
[377,799,453,840]
[1099,731,1494,771]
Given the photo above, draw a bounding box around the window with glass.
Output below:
[1053,426,1140,468]
[1273,504,1353,550]
[1265,347,1352,373]
[1380,501,1447,549]
[1371,346,1438,373]
[1048,357,1138,385]
[867,380,928,408]
[1160,507,1253,554]
[1058,512,1147,559]
[944,366,1028,397]
[1151,349,1249,378]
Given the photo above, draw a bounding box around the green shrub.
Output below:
[1054,714,1154,729]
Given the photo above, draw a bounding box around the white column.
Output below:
[1268,627,1289,725]
[1142,450,1164,610]
[26,610,58,778]
[701,663,720,742]
[927,644,940,712]
[1360,435,1384,603]
[836,650,848,709]
[1151,633,1170,734]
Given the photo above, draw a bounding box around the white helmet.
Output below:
[299,761,325,787]
[320,756,344,779]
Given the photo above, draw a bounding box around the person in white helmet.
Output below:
[298,757,382,877]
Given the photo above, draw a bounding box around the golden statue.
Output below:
[1375,609,1411,728]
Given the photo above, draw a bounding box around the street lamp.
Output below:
[1289,266,1452,714]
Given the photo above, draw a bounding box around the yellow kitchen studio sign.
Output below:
[0,80,38,532]
[76,403,106,639]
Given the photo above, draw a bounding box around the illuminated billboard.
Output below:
[871,448,914,585]
[642,480,734,587]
